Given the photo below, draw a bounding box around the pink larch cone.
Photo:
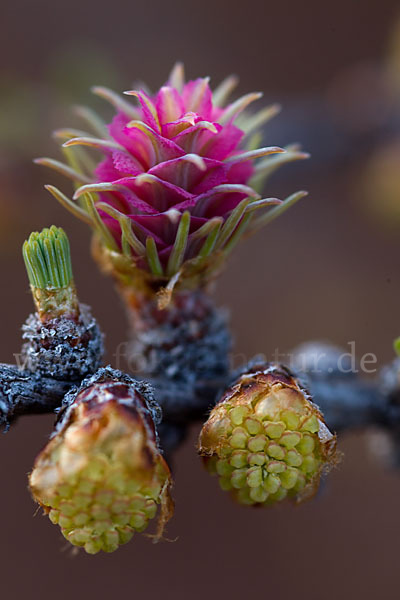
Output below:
[37,63,308,300]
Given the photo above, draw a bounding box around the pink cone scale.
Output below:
[37,64,309,296]
[199,363,337,506]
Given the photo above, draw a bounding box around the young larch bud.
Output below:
[21,226,103,381]
[22,226,79,322]
[29,368,173,554]
[198,362,337,506]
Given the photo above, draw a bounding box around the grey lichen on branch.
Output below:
[0,364,71,430]
[21,305,103,382]
[129,291,231,385]
[127,290,231,424]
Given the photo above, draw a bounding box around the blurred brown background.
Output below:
[1,1,400,598]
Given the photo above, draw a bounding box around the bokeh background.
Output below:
[1,1,400,598]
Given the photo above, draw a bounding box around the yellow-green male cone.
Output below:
[29,368,173,553]
[199,363,337,506]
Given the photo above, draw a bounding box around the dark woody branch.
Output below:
[0,364,71,430]
[2,352,400,442]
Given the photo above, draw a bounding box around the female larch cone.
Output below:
[198,363,337,506]
[37,63,308,300]
[29,368,173,554]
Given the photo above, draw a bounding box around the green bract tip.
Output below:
[23,226,73,289]
[394,337,400,357]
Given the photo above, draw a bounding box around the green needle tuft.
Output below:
[23,226,74,289]
[394,337,400,357]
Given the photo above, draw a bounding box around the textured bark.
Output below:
[0,363,72,429]
[127,291,232,388]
